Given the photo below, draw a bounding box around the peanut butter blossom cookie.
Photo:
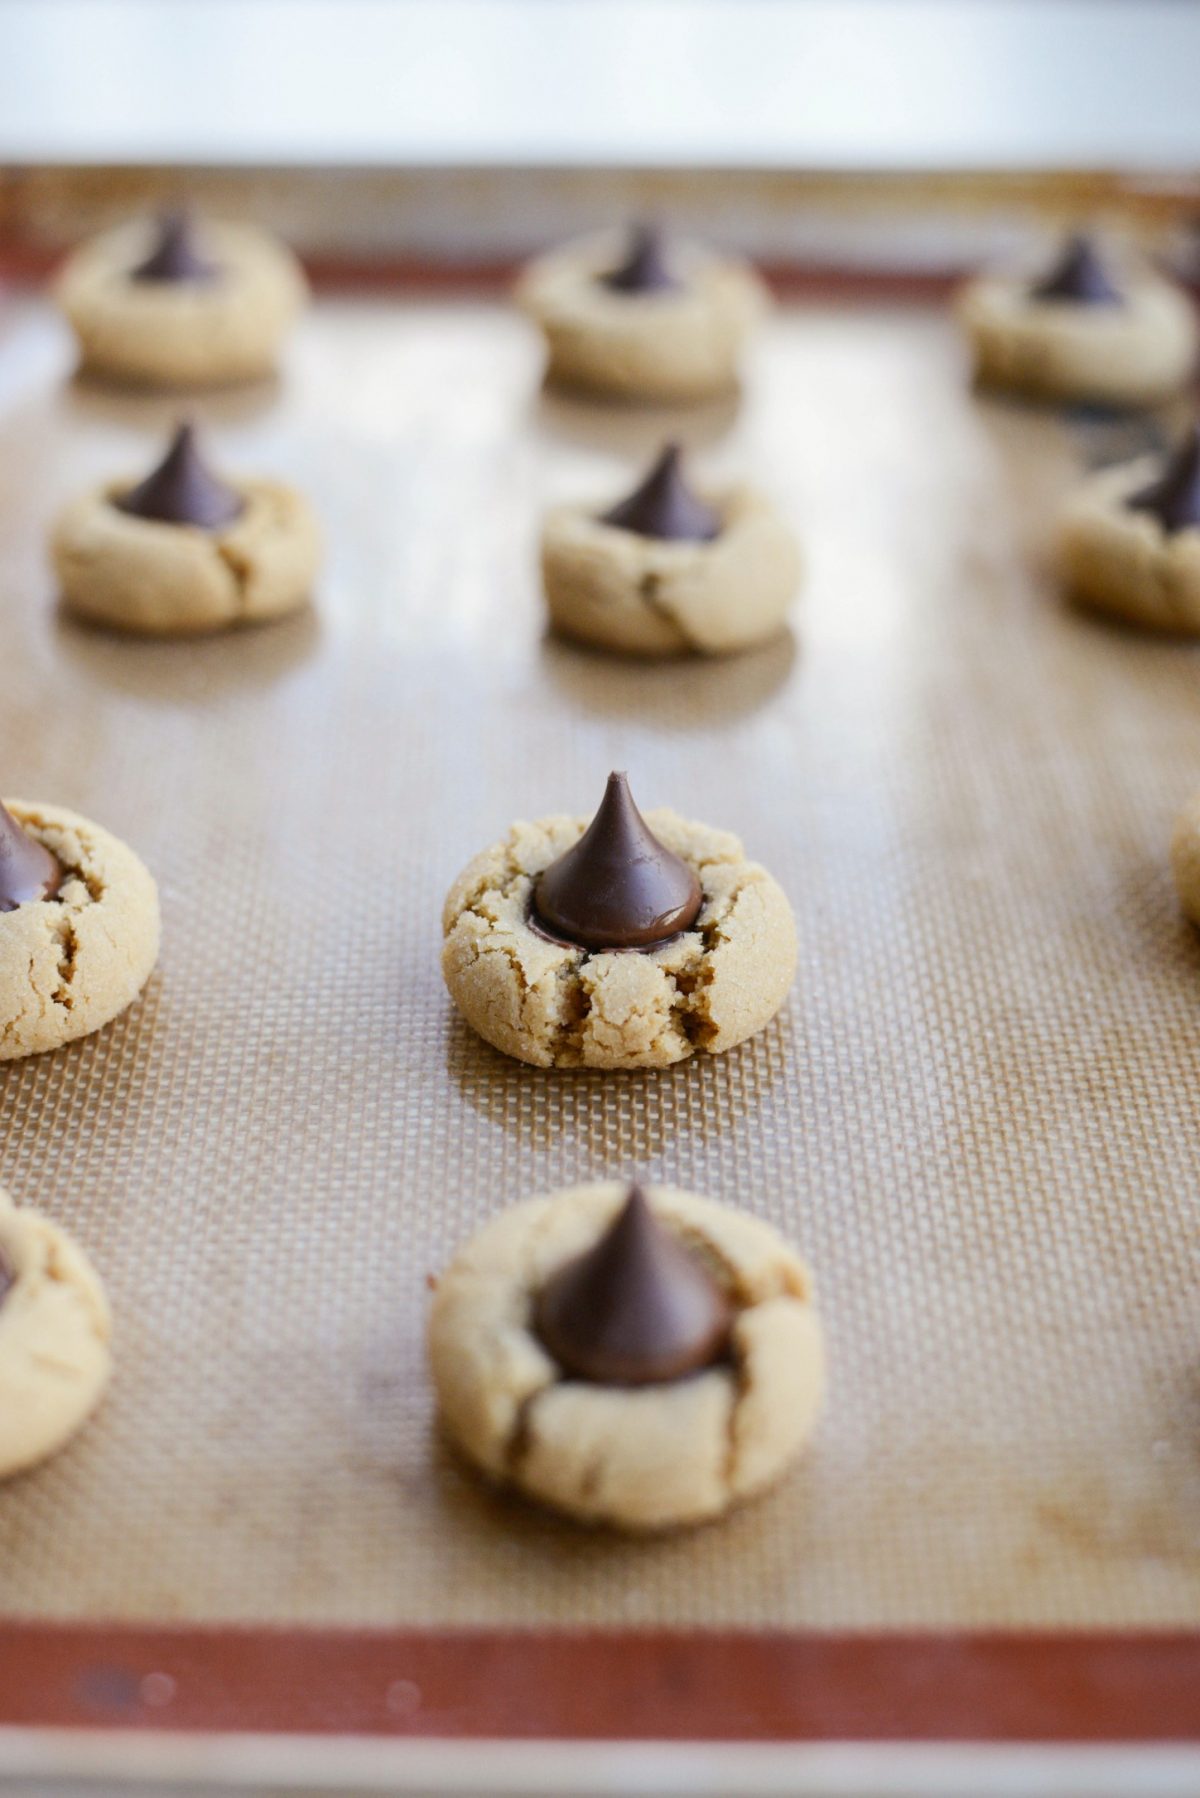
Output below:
[1060,425,1200,630]
[428,1181,825,1530]
[542,443,800,656]
[517,222,767,402]
[52,421,320,635]
[0,1187,112,1479]
[441,770,797,1069]
[956,233,1198,408]
[55,208,307,388]
[0,798,159,1059]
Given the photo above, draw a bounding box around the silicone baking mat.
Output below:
[0,286,1198,1744]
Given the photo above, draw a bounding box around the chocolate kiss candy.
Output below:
[114,422,245,530]
[533,771,703,951]
[1030,234,1122,306]
[0,801,63,914]
[1127,425,1200,534]
[601,443,721,543]
[600,222,680,295]
[534,1186,732,1386]
[0,1244,13,1309]
[131,210,218,284]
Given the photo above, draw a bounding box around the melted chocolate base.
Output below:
[526,904,698,955]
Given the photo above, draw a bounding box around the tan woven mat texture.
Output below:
[0,295,1198,1629]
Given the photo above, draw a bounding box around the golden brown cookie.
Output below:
[428,1181,825,1531]
[1059,428,1200,630]
[517,225,767,403]
[55,212,307,388]
[957,235,1197,408]
[0,1187,112,1480]
[52,423,319,636]
[542,446,799,656]
[0,800,159,1059]
[441,774,797,1069]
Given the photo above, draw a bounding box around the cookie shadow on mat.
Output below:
[531,380,742,457]
[443,1009,790,1161]
[538,627,797,730]
[426,1424,809,1580]
[63,366,285,431]
[53,603,322,706]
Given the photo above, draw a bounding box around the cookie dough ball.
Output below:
[429,1181,824,1531]
[0,1188,112,1479]
[543,443,799,656]
[1060,425,1200,630]
[517,223,767,403]
[52,422,319,636]
[55,209,307,388]
[957,233,1198,408]
[0,798,159,1060]
[441,770,797,1069]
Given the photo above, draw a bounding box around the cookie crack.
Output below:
[50,916,79,1010]
[578,1453,608,1505]
[504,1386,543,1481]
[0,954,38,1049]
[665,863,759,1050]
[451,860,539,936]
[215,537,254,619]
[19,817,107,907]
[664,900,738,1050]
[455,898,540,981]
[637,571,694,651]
[491,929,531,999]
[721,1341,752,1496]
[548,963,591,1064]
[654,1218,753,1497]
[30,1350,91,1378]
[669,959,717,1049]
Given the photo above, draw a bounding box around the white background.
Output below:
[0,0,1197,170]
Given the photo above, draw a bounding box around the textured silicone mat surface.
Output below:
[0,293,1198,1629]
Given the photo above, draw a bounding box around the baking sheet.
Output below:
[0,287,1199,1637]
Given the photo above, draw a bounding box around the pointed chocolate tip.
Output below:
[600,222,680,295]
[131,208,218,284]
[534,1183,732,1386]
[532,772,703,952]
[114,421,245,530]
[1127,423,1200,535]
[0,801,63,914]
[600,443,721,544]
[1030,233,1122,306]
